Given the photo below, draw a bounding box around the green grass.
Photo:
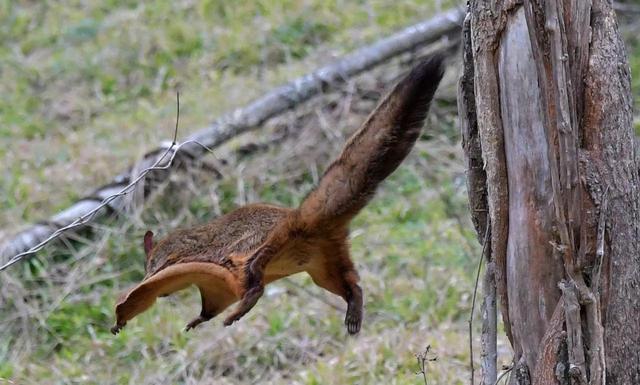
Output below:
[2,1,639,384]
[2,155,484,384]
[0,0,457,228]
[1,1,478,383]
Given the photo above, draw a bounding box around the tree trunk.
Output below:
[459,1,640,384]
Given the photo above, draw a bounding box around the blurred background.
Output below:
[0,1,638,384]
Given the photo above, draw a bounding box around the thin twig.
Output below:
[0,94,216,272]
[469,225,491,385]
[415,345,437,385]
[173,91,180,144]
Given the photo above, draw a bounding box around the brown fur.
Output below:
[112,56,444,335]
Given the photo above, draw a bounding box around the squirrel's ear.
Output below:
[143,231,154,257]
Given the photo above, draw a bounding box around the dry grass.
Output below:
[0,0,458,230]
[2,1,638,384]
[1,49,514,383]
[3,48,498,384]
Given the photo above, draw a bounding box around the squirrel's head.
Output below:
[142,230,170,298]
[142,230,158,275]
[141,231,175,298]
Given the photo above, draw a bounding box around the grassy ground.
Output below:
[1,1,639,384]
[0,0,456,230]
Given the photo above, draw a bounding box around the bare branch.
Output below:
[415,345,437,385]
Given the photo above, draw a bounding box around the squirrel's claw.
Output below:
[185,316,206,332]
[345,317,361,335]
[185,309,217,332]
[345,303,362,335]
[111,321,126,335]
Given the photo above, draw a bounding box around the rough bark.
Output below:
[460,14,498,385]
[499,7,562,373]
[459,13,488,240]
[460,0,639,384]
[0,8,465,271]
[467,0,515,351]
[583,2,639,383]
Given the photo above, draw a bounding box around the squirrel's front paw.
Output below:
[223,286,264,326]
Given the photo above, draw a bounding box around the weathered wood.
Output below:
[461,0,639,383]
[467,0,514,349]
[583,1,639,384]
[0,9,465,271]
[559,281,588,385]
[459,13,488,240]
[533,298,567,385]
[460,13,497,385]
[498,5,562,376]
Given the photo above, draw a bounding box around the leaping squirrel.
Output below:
[111,55,444,335]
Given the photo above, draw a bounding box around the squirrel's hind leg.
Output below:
[308,249,363,335]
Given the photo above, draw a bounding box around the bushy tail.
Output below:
[298,55,445,228]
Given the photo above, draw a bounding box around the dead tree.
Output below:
[459,1,639,384]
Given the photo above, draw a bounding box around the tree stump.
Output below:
[459,1,640,384]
